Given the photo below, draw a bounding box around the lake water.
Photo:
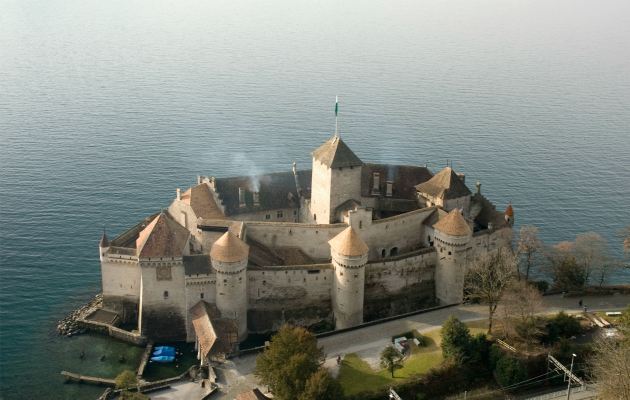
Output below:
[1,0,629,398]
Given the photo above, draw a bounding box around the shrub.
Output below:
[488,344,504,371]
[440,316,471,360]
[115,370,138,390]
[533,280,549,292]
[558,338,571,354]
[416,394,426,400]
[469,332,489,362]
[553,311,581,338]
[496,356,526,387]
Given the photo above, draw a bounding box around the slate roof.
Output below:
[415,167,472,200]
[236,389,270,400]
[136,213,190,258]
[189,301,238,359]
[433,209,471,236]
[180,184,229,220]
[184,255,213,275]
[505,205,514,216]
[473,198,510,231]
[329,227,369,256]
[335,199,362,216]
[100,231,110,248]
[210,231,249,263]
[213,170,310,215]
[362,163,434,199]
[310,137,363,168]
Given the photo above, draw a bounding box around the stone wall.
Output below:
[101,255,140,322]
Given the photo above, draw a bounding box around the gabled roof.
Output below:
[189,301,238,359]
[136,213,190,258]
[329,227,369,256]
[415,167,472,200]
[180,184,229,220]
[433,209,471,236]
[100,231,110,248]
[210,231,249,263]
[236,389,270,400]
[505,205,514,216]
[361,163,434,199]
[310,137,363,168]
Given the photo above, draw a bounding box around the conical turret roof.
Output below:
[329,227,369,256]
[505,205,514,216]
[433,209,471,236]
[310,137,363,168]
[414,167,471,200]
[99,230,110,248]
[210,231,249,263]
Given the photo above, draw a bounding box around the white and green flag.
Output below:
[335,96,338,117]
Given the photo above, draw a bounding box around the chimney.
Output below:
[197,175,202,185]
[488,222,494,230]
[176,188,181,201]
[239,188,246,207]
[372,173,380,195]
[476,182,481,194]
[253,191,260,205]
[457,173,465,184]
[386,181,393,197]
[293,162,296,173]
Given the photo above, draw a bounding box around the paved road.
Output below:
[210,294,630,399]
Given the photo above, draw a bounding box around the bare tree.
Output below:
[573,233,615,289]
[497,280,544,339]
[618,225,630,269]
[517,226,544,282]
[587,313,630,400]
[465,247,518,334]
[543,241,582,289]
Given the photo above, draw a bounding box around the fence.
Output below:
[524,385,589,400]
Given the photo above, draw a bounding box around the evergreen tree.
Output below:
[440,315,471,360]
[380,345,404,378]
[298,368,344,400]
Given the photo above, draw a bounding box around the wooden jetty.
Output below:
[61,371,116,386]
[137,340,154,377]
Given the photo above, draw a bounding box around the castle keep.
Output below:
[99,136,513,358]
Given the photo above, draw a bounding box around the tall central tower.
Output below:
[310,137,363,224]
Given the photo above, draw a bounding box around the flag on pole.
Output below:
[335,96,338,117]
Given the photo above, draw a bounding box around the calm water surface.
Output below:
[1,0,629,398]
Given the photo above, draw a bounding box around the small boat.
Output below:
[154,349,176,357]
[154,346,175,352]
[151,356,175,362]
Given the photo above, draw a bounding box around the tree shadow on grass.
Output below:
[336,353,393,396]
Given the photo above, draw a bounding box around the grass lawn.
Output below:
[593,311,623,325]
[337,321,487,396]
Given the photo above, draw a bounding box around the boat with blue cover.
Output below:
[151,356,175,362]
[154,346,175,352]
[154,349,176,357]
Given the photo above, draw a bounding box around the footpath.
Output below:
[202,294,630,399]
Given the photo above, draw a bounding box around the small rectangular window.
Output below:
[277,210,283,218]
[200,293,204,299]
[164,291,169,299]
[294,210,297,216]
[265,214,271,220]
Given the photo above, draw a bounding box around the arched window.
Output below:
[381,249,386,258]
[390,247,399,257]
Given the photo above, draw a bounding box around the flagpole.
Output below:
[335,95,338,137]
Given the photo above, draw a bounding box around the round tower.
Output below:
[329,227,369,330]
[210,231,249,341]
[433,209,472,305]
[504,204,514,227]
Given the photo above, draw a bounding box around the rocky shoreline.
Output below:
[56,294,102,337]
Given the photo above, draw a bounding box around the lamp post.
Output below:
[566,353,577,400]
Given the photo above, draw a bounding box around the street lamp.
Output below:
[566,353,577,400]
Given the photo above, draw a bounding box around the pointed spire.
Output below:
[210,231,249,263]
[505,204,514,216]
[100,227,110,248]
[329,227,369,256]
[433,209,471,236]
[311,137,362,168]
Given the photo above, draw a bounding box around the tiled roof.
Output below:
[310,137,363,168]
[184,255,213,275]
[271,248,316,265]
[189,301,237,358]
[362,163,434,199]
[197,219,245,238]
[415,167,472,200]
[505,205,514,216]
[236,389,270,400]
[180,184,229,220]
[473,197,510,231]
[335,199,361,216]
[210,231,249,263]
[110,212,161,248]
[423,208,449,227]
[329,227,369,256]
[213,170,308,215]
[100,231,110,248]
[136,213,190,258]
[433,209,471,236]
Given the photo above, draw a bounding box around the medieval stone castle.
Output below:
[99,136,513,359]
